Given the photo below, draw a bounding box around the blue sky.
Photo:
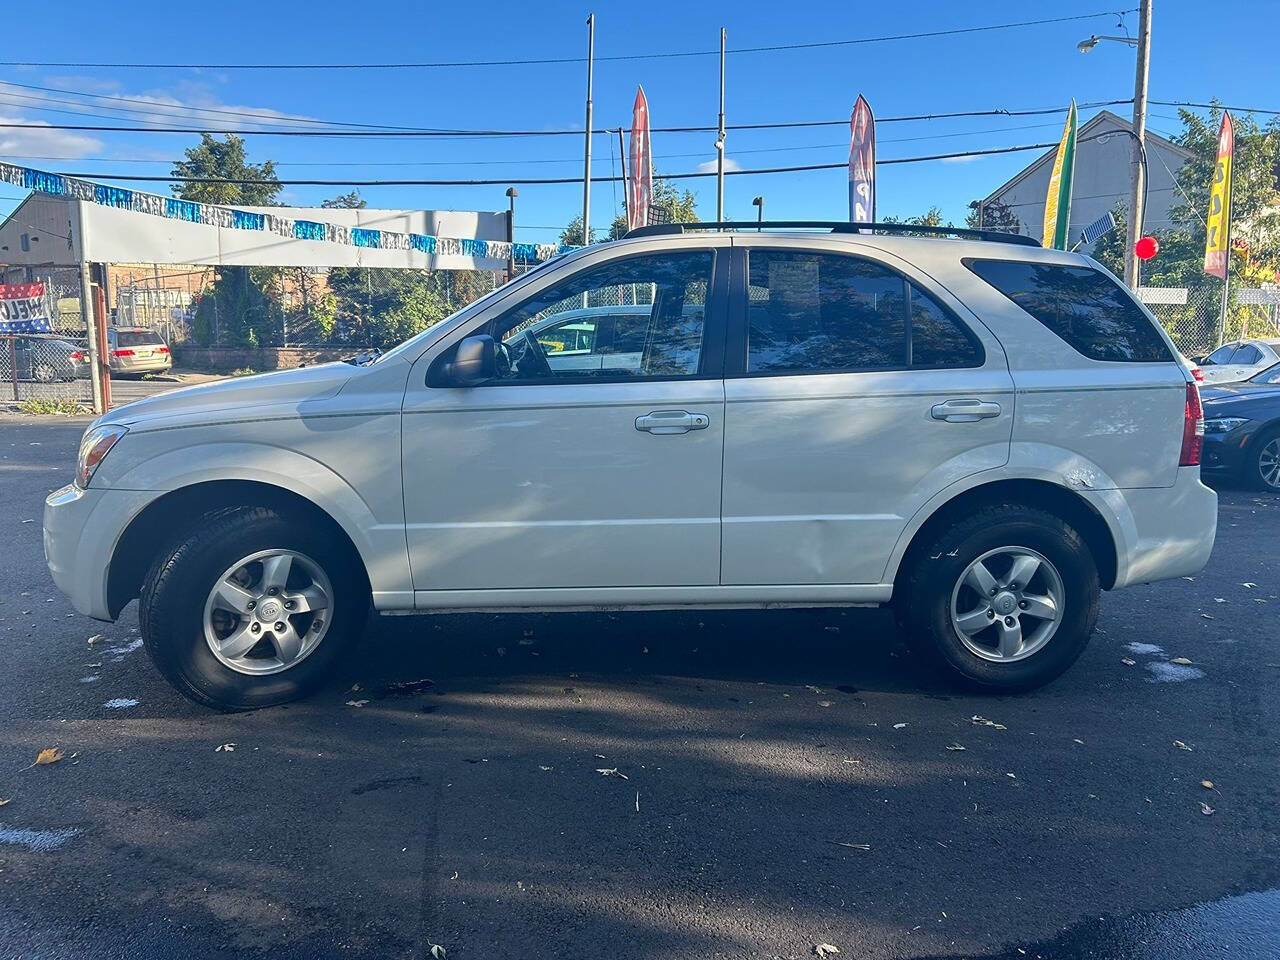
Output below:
[0,0,1276,244]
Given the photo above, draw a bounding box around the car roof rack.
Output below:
[622,220,1041,248]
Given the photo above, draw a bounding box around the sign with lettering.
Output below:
[0,282,50,333]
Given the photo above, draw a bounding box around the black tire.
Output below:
[1247,426,1280,492]
[897,503,1100,693]
[139,505,368,711]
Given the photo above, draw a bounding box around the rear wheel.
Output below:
[32,361,56,383]
[897,503,1100,692]
[140,506,368,710]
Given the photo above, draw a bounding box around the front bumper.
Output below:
[1201,427,1255,477]
[44,483,157,621]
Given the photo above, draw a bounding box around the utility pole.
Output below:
[76,203,108,414]
[582,13,595,246]
[716,27,727,221]
[1124,0,1152,290]
[505,187,518,281]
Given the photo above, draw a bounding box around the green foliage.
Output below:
[965,198,1022,234]
[321,190,367,209]
[190,266,285,347]
[18,396,85,416]
[1089,203,1129,278]
[326,268,450,348]
[171,133,280,206]
[560,177,700,244]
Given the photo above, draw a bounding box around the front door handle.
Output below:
[931,399,1002,423]
[635,410,710,435]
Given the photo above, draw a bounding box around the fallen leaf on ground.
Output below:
[0,797,10,806]
[215,743,236,752]
[1170,657,1194,665]
[538,765,553,771]
[635,792,640,812]
[946,743,966,751]
[346,699,369,708]
[595,767,629,780]
[32,747,63,766]
[1121,658,1136,666]
[87,634,104,645]
[1201,613,1215,620]
[815,944,840,958]
[430,945,447,959]
[1173,740,1193,751]
[971,715,1008,730]
[1242,582,1257,589]
[1214,598,1226,603]
[828,841,871,850]
[1073,738,1085,745]
[818,700,833,707]
[1201,780,1215,789]
[892,723,908,729]
[1200,801,1215,815]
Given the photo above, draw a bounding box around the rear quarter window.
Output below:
[964,259,1173,363]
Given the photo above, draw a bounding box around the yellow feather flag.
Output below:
[1042,101,1078,250]
[1203,112,1235,279]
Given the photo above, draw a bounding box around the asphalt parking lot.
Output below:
[1,414,1278,960]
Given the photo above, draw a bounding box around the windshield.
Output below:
[375,253,572,364]
[112,329,166,347]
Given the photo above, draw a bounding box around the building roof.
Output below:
[981,110,1194,207]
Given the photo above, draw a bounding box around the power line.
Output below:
[1150,99,1280,118]
[0,99,1136,139]
[32,133,1127,188]
[0,11,1134,71]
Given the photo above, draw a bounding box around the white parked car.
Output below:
[45,223,1217,710]
[1198,338,1280,383]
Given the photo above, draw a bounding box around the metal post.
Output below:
[716,27,727,221]
[1123,0,1152,290]
[752,196,764,230]
[81,261,104,414]
[92,265,110,411]
[582,13,595,246]
[505,187,518,281]
[7,337,17,401]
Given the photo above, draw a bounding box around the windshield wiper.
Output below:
[342,348,382,366]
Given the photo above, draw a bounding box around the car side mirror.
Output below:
[441,334,496,386]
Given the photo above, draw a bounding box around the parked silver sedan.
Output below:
[1198,338,1280,383]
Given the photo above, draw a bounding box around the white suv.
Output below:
[44,223,1217,710]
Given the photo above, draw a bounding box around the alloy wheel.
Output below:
[949,546,1065,663]
[202,549,333,675]
[1259,438,1280,490]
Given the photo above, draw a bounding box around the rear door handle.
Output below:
[635,410,710,435]
[931,399,1002,422]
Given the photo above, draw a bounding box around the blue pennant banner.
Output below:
[0,161,575,265]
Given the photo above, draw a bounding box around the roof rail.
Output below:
[622,220,1041,248]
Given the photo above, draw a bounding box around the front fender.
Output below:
[102,437,412,601]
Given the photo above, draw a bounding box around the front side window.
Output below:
[745,250,981,374]
[486,251,712,381]
[1205,343,1236,365]
[966,259,1173,363]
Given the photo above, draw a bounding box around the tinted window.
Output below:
[1233,344,1262,365]
[1205,344,1236,365]
[488,251,711,381]
[966,259,1172,362]
[745,250,980,373]
[113,329,166,347]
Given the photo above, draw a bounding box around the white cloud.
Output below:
[0,115,101,158]
[696,157,742,174]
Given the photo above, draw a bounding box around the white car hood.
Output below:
[100,362,360,428]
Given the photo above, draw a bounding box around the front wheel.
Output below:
[140,506,368,710]
[1251,430,1280,492]
[897,503,1100,692]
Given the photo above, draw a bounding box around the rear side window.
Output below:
[1233,344,1262,365]
[965,259,1172,362]
[745,250,982,374]
[113,329,166,347]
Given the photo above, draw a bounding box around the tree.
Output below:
[174,135,283,345]
[171,133,280,206]
[327,268,449,347]
[965,198,1023,234]
[560,177,699,245]
[321,190,366,210]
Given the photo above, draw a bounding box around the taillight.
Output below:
[111,349,134,357]
[70,351,84,361]
[1191,366,1204,382]
[1180,382,1204,466]
[156,346,170,353]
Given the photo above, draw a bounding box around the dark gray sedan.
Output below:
[1201,363,1280,490]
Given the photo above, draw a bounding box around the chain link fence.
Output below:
[0,269,92,409]
[1140,286,1280,358]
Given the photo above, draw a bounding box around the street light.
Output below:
[752,196,764,230]
[1077,0,1150,290]
[1077,34,1138,53]
[505,187,518,281]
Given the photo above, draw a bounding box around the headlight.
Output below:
[76,424,127,488]
[1203,417,1248,435]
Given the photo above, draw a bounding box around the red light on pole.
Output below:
[1135,235,1159,261]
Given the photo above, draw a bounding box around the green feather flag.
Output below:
[1042,101,1078,250]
